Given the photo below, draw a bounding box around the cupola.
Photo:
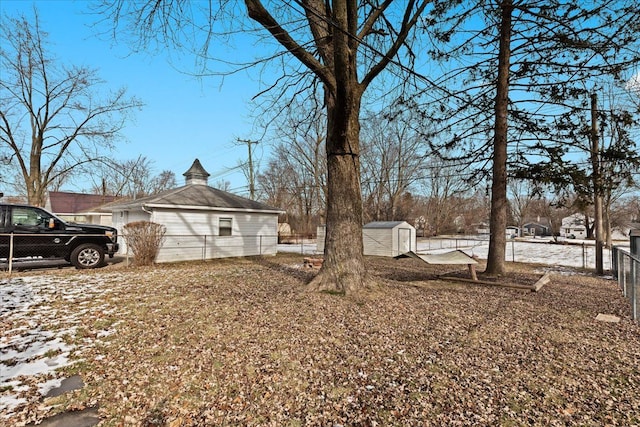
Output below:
[183,158,210,186]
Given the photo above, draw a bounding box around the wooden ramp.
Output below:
[395,251,547,291]
[396,250,478,265]
[396,250,479,280]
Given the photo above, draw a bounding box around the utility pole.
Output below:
[591,92,604,275]
[237,138,259,199]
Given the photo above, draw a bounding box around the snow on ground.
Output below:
[0,273,122,419]
[278,236,625,270]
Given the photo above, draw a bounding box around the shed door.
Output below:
[398,228,411,255]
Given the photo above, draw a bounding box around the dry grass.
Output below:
[4,254,640,426]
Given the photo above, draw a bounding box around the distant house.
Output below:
[475,222,490,235]
[45,191,120,226]
[560,213,591,239]
[522,222,550,237]
[317,221,416,257]
[108,159,283,263]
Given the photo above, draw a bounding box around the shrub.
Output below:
[123,221,166,266]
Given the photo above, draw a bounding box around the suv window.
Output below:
[11,207,53,229]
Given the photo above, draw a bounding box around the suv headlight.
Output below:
[105,231,114,239]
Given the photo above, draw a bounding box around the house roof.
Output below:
[522,222,550,229]
[364,221,412,229]
[107,184,283,213]
[48,191,120,214]
[562,213,591,227]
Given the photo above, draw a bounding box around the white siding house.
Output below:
[109,159,283,263]
[560,213,591,239]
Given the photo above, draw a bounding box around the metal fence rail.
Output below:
[0,233,280,269]
[280,235,613,270]
[612,245,639,320]
[123,234,279,263]
[1,232,118,273]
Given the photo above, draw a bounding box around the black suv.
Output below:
[0,203,119,269]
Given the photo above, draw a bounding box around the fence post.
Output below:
[203,235,207,260]
[8,233,14,275]
[617,249,623,293]
[621,254,628,297]
[631,259,637,320]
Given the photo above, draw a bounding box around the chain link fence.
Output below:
[612,246,639,321]
[0,232,118,272]
[118,233,280,264]
[0,231,621,274]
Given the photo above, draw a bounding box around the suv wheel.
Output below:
[71,243,105,269]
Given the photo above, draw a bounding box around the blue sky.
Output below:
[3,1,639,199]
[2,0,266,195]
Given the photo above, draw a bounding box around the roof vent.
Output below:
[183,159,210,186]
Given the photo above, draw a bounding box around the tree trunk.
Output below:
[485,0,513,276]
[604,204,612,248]
[308,0,367,293]
[308,83,368,293]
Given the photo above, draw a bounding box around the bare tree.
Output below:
[258,153,299,223]
[100,1,431,294]
[249,71,328,233]
[89,156,176,198]
[508,178,537,230]
[599,83,640,247]
[258,102,327,235]
[360,109,427,222]
[246,1,432,293]
[418,159,473,235]
[0,9,142,206]
[215,179,232,192]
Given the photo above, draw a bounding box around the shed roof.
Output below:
[363,221,413,229]
[107,184,282,213]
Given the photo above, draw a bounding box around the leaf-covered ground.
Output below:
[2,254,639,426]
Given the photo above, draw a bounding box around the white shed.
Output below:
[109,159,283,263]
[317,221,416,257]
[363,221,416,257]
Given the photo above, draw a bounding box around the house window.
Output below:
[219,218,232,236]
